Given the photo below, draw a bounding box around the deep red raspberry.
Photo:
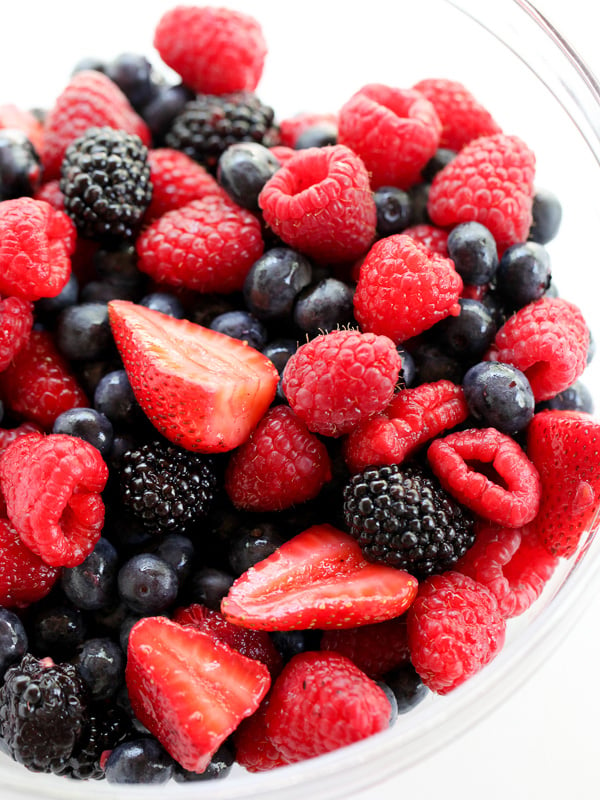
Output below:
[0,516,60,608]
[0,198,75,301]
[0,422,43,458]
[0,103,44,152]
[485,297,589,402]
[353,233,462,343]
[337,84,441,189]
[0,330,88,429]
[34,179,65,211]
[0,295,33,372]
[278,111,339,147]
[407,571,506,694]
[41,70,150,180]
[455,522,558,618]
[145,148,226,222]
[268,145,296,166]
[154,6,266,95]
[281,328,401,437]
[413,78,502,151]
[264,651,391,763]
[343,380,469,473]
[320,617,410,679]
[233,696,291,772]
[258,144,376,264]
[427,133,536,249]
[427,427,541,527]
[402,223,449,256]
[136,195,264,294]
[0,432,108,568]
[225,405,332,511]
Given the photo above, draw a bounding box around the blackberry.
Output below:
[0,653,88,774]
[60,126,152,241]
[342,464,474,579]
[120,440,217,533]
[59,704,133,780]
[165,91,276,172]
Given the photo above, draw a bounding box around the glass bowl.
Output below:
[1,0,599,798]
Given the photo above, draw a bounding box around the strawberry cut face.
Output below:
[108,300,279,453]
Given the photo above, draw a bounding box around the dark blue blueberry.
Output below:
[92,600,130,635]
[447,221,499,285]
[270,630,322,662]
[463,361,535,435]
[155,534,195,584]
[481,289,508,330]
[228,523,285,576]
[397,347,416,387]
[186,567,234,611]
[528,187,562,244]
[376,680,399,727]
[93,244,141,287]
[173,742,235,782]
[0,128,41,200]
[141,83,196,143]
[139,291,184,318]
[109,432,139,469]
[261,338,297,375]
[105,53,162,112]
[31,604,87,661]
[0,607,28,679]
[217,142,280,211]
[94,369,139,426]
[52,407,114,457]
[243,247,312,321]
[408,182,430,225]
[61,537,119,611]
[421,148,456,182]
[435,299,496,360]
[496,241,551,309]
[412,342,465,385]
[384,663,428,714]
[538,381,594,414]
[104,737,174,784]
[75,358,123,398]
[293,278,354,335]
[209,310,267,350]
[119,614,143,654]
[80,279,142,304]
[55,302,113,361]
[71,57,106,74]
[75,637,125,701]
[118,554,179,615]
[294,123,338,149]
[35,273,79,320]
[374,186,412,237]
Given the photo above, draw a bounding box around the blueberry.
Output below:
[529,187,562,244]
[293,278,354,335]
[118,554,179,615]
[228,523,285,576]
[261,338,297,374]
[243,247,312,321]
[217,142,280,211]
[435,298,496,360]
[294,123,338,150]
[93,244,141,287]
[52,407,114,457]
[61,537,119,611]
[105,53,161,112]
[119,614,143,654]
[35,273,79,320]
[463,361,535,435]
[447,221,499,286]
[0,608,28,679]
[496,241,552,309]
[397,347,416,387]
[0,128,42,200]
[154,534,195,584]
[376,680,399,727]
[421,148,456,182]
[384,663,428,714]
[75,637,125,701]
[186,567,235,611]
[538,381,594,414]
[71,56,106,74]
[80,279,142,304]
[109,432,139,469]
[408,182,430,225]
[139,291,184,318]
[173,742,235,782]
[55,302,113,361]
[94,369,139,426]
[271,630,322,662]
[141,83,195,143]
[209,310,267,350]
[412,342,465,385]
[374,186,412,236]
[104,737,174,784]
[31,604,87,661]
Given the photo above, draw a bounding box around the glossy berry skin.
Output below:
[104,738,174,784]
[31,604,87,661]
[421,148,456,182]
[529,187,562,244]
[462,361,535,434]
[435,298,496,360]
[293,278,355,335]
[209,310,267,351]
[0,128,41,200]
[228,523,285,576]
[155,534,195,584]
[295,123,338,149]
[75,637,125,701]
[52,407,114,457]
[61,537,119,611]
[0,608,28,679]
[117,553,179,615]
[373,186,413,236]
[217,142,280,211]
[446,221,498,286]
[495,241,552,309]
[385,663,428,714]
[139,292,184,319]
[172,743,235,782]
[141,84,195,143]
[243,247,313,321]
[93,369,139,426]
[538,380,594,414]
[187,567,235,611]
[105,52,160,112]
[56,302,113,361]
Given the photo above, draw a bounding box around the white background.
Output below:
[2,2,600,799]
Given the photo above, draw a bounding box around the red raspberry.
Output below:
[0,330,88,429]
[0,516,60,608]
[225,405,332,511]
[0,422,43,458]
[264,651,391,763]
[402,223,449,256]
[407,571,506,694]
[34,179,65,211]
[320,617,410,679]
[0,432,108,568]
[136,195,264,294]
[0,103,44,153]
[427,133,536,249]
[343,380,469,473]
[258,144,376,264]
[278,111,339,147]
[233,696,291,772]
[0,295,33,372]
[455,522,559,618]
[353,233,462,343]
[413,78,502,151]
[41,70,150,180]
[427,427,542,527]
[0,198,75,301]
[281,328,401,437]
[337,84,441,189]
[485,297,589,402]
[154,6,266,95]
[145,148,226,222]
[268,145,296,166]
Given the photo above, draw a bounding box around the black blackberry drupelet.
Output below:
[0,653,89,774]
[165,91,276,171]
[57,704,133,780]
[343,464,474,579]
[60,126,152,241]
[120,440,218,533]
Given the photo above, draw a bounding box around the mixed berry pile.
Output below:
[0,2,598,786]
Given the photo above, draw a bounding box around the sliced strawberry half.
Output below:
[221,523,418,630]
[107,300,279,453]
[126,616,271,773]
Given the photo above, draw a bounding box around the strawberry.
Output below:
[107,300,279,453]
[126,616,271,773]
[527,410,600,557]
[221,523,418,631]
